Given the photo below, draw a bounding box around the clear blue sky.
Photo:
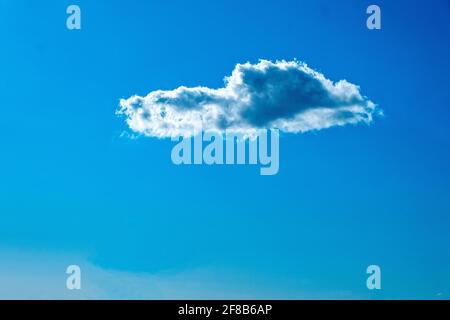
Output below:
[0,0,449,299]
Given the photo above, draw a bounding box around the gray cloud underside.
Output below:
[118,60,379,138]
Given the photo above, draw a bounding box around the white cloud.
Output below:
[117,60,379,138]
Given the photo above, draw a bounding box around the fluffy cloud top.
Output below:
[117,60,378,138]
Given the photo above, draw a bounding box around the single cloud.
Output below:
[117,60,379,138]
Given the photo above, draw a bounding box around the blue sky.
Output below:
[0,0,449,299]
